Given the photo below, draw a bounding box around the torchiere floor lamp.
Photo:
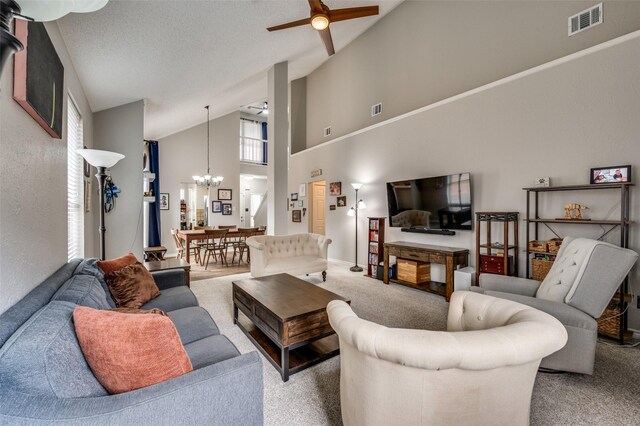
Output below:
[347,183,366,272]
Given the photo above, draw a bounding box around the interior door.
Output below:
[310,181,326,235]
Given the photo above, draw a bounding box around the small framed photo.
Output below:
[222,203,232,215]
[299,183,306,197]
[590,165,631,184]
[329,181,341,196]
[291,192,298,201]
[329,205,336,211]
[298,200,303,207]
[292,209,302,222]
[159,193,170,210]
[212,200,222,213]
[218,189,232,200]
[337,196,347,207]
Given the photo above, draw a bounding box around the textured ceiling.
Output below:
[56,0,403,139]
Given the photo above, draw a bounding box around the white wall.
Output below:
[306,1,640,147]
[0,22,95,315]
[158,111,241,256]
[93,100,145,260]
[289,33,640,329]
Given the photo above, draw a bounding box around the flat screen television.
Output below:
[386,172,472,231]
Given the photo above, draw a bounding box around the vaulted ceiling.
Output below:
[57,0,403,139]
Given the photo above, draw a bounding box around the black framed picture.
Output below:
[159,193,169,210]
[292,209,301,222]
[212,200,222,213]
[291,192,298,201]
[222,203,232,215]
[218,189,232,200]
[590,165,631,184]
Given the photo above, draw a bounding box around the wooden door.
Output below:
[309,181,326,235]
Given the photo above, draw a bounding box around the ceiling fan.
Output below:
[267,0,379,56]
[248,102,268,115]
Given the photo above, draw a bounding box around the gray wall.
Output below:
[291,77,307,154]
[306,1,640,147]
[289,33,640,330]
[158,111,241,256]
[0,22,95,315]
[93,100,145,260]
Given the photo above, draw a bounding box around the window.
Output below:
[67,96,84,260]
[240,118,267,165]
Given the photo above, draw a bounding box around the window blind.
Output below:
[67,97,84,260]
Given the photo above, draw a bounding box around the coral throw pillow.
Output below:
[73,306,193,394]
[105,263,160,309]
[97,252,138,275]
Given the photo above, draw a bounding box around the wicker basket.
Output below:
[547,238,563,254]
[531,258,554,281]
[597,301,622,338]
[528,240,548,253]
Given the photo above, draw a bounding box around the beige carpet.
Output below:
[191,262,640,426]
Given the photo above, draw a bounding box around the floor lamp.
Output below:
[78,149,125,261]
[347,183,366,272]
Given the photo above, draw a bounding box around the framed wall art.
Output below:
[212,200,222,213]
[329,181,341,196]
[218,189,232,200]
[291,192,298,201]
[222,203,232,215]
[292,210,301,222]
[159,193,170,210]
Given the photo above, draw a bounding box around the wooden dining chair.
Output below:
[203,229,229,269]
[171,228,200,263]
[231,227,259,265]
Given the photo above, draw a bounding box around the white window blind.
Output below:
[239,118,266,164]
[67,97,84,260]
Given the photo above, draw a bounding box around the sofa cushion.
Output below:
[184,334,240,370]
[0,301,107,398]
[73,306,193,395]
[51,274,111,310]
[168,306,219,345]
[105,263,161,309]
[97,252,138,275]
[262,256,327,276]
[142,286,198,312]
[73,258,116,308]
[265,235,320,258]
[536,238,594,303]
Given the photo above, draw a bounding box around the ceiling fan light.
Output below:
[311,14,329,30]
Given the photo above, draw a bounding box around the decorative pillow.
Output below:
[105,262,160,308]
[97,252,138,275]
[73,306,193,395]
[109,307,167,316]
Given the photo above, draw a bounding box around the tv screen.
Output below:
[386,173,472,230]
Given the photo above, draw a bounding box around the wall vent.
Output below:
[323,126,331,137]
[568,3,602,36]
[371,103,382,117]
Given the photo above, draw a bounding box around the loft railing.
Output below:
[240,136,267,165]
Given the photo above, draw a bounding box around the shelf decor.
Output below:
[475,212,519,285]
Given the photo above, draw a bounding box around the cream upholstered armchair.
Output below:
[473,237,638,375]
[327,291,567,426]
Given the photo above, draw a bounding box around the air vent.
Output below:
[371,103,382,117]
[323,126,331,137]
[568,3,602,36]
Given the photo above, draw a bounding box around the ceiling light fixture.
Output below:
[193,105,223,188]
[311,14,329,30]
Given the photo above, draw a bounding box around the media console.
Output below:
[401,227,456,236]
[383,241,469,302]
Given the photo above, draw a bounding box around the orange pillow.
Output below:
[105,263,160,309]
[73,306,193,394]
[98,252,138,275]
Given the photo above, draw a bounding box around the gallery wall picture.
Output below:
[291,192,298,201]
[159,193,169,210]
[337,196,347,207]
[212,200,222,213]
[13,20,64,139]
[218,189,232,200]
[299,183,306,197]
[292,210,302,222]
[330,205,336,211]
[222,203,232,215]
[329,182,341,196]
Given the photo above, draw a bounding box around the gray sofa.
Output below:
[0,259,263,425]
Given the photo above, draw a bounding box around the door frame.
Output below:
[308,180,326,235]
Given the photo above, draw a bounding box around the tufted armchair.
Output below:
[246,233,332,281]
[473,237,638,374]
[390,209,431,227]
[328,291,567,426]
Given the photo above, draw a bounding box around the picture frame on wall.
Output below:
[337,196,347,207]
[222,203,232,215]
[159,193,170,210]
[329,182,341,196]
[330,205,336,211]
[291,192,298,201]
[218,189,232,200]
[590,165,631,184]
[299,183,306,197]
[292,210,301,222]
[212,200,222,213]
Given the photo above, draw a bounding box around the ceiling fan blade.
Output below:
[267,17,311,32]
[318,27,335,56]
[329,6,379,23]
[308,0,324,14]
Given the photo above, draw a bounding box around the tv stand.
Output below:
[401,227,456,236]
[383,241,469,302]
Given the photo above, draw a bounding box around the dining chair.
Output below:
[203,229,229,269]
[232,228,259,265]
[171,228,200,264]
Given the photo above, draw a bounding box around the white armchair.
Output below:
[246,233,331,281]
[327,291,567,426]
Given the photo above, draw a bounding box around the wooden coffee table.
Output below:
[232,273,349,381]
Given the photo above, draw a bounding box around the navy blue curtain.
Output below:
[148,141,161,246]
[261,122,268,165]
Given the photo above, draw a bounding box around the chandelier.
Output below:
[193,105,223,187]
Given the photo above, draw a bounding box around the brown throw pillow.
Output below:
[105,262,160,309]
[109,307,167,316]
[97,252,138,275]
[73,306,193,394]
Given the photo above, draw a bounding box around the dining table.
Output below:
[177,228,253,264]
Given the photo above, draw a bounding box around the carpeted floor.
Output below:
[191,262,640,426]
